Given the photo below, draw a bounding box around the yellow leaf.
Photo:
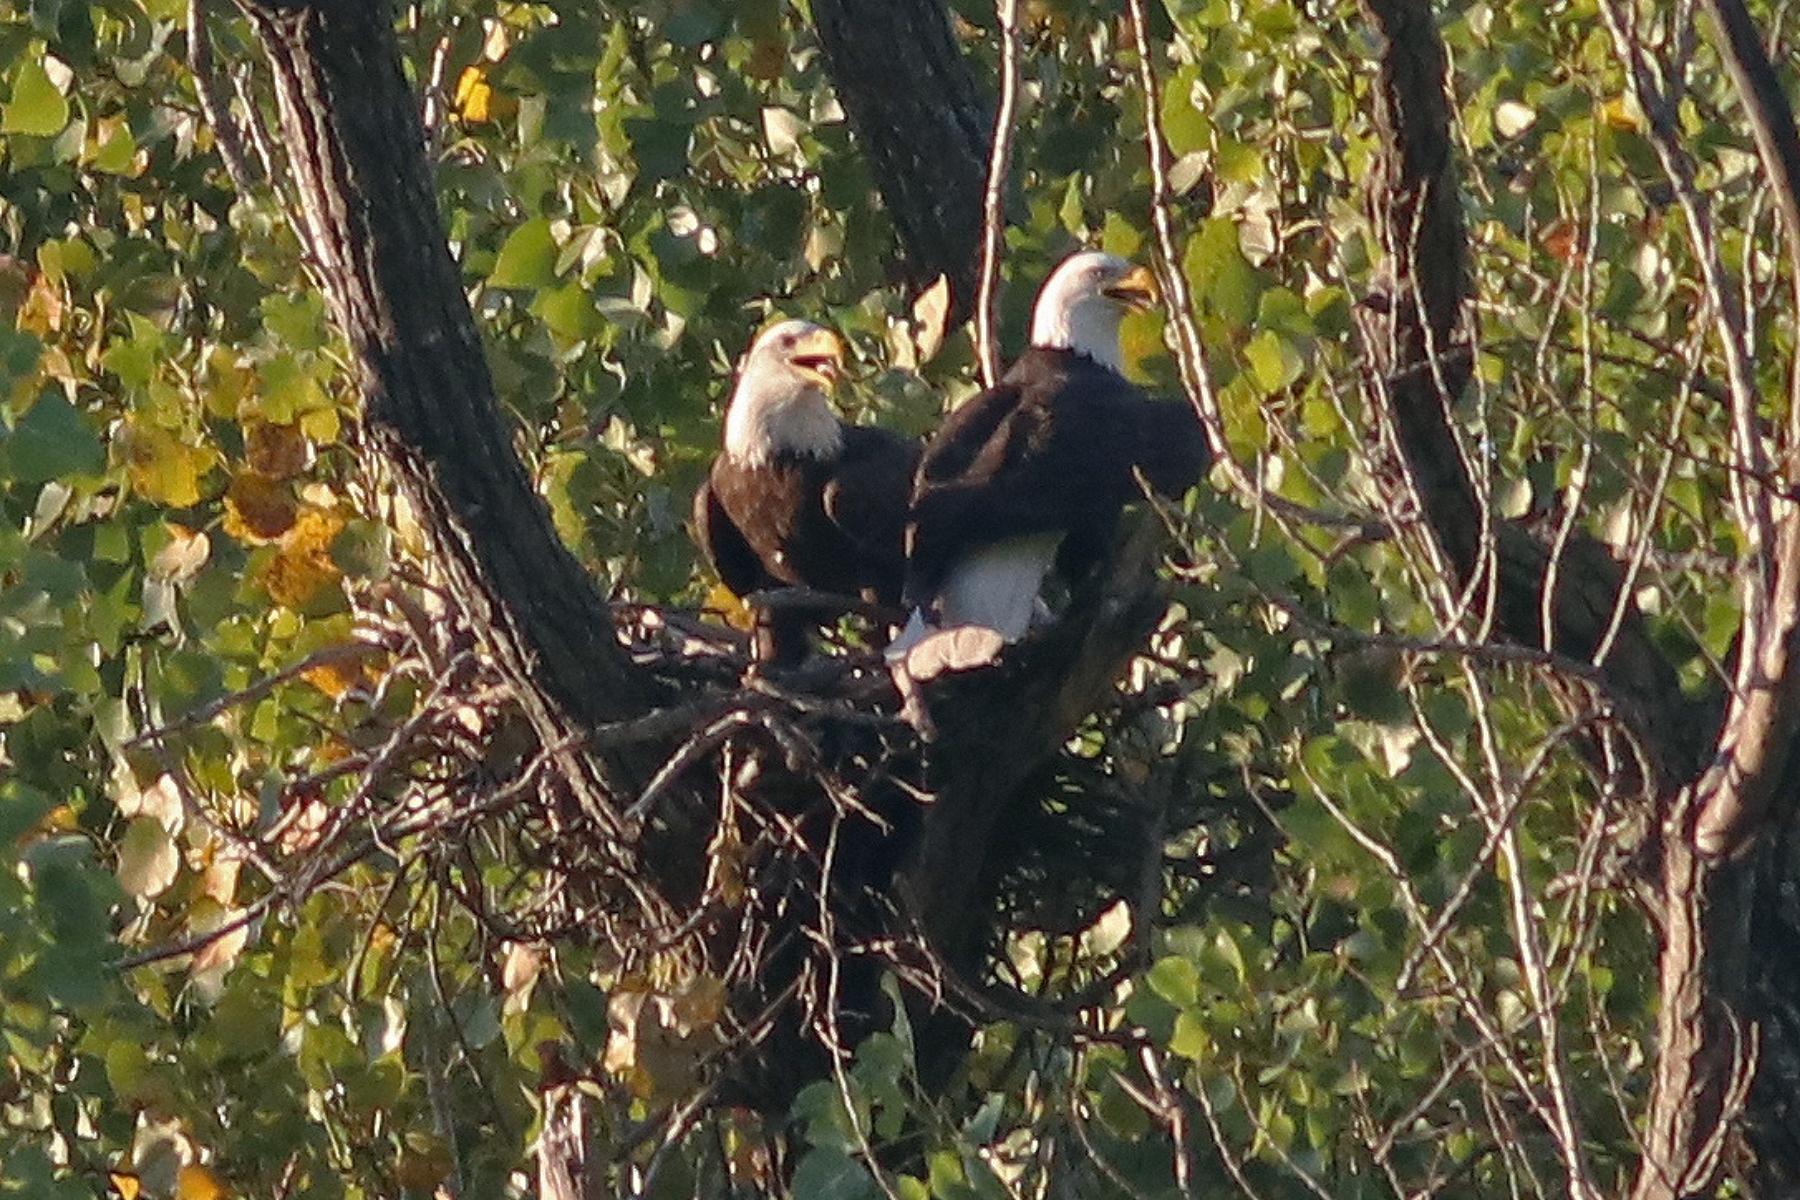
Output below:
[1602,95,1640,131]
[261,507,345,608]
[176,1163,228,1200]
[223,474,297,544]
[119,422,212,508]
[17,269,62,335]
[704,582,754,632]
[453,66,492,124]
[109,1171,141,1200]
[300,647,378,699]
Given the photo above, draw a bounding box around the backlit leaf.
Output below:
[453,65,493,123]
[3,59,70,136]
[117,817,178,899]
[489,217,558,289]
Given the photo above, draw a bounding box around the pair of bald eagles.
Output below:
[693,251,1209,673]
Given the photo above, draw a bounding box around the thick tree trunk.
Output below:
[235,1,662,834]
[810,0,991,322]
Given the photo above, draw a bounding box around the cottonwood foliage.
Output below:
[3,0,1800,1198]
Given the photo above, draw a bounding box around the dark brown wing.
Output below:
[821,425,918,603]
[906,349,1147,600]
[692,472,767,599]
[1125,394,1210,499]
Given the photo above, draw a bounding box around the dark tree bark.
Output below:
[234,1,665,844]
[810,0,991,322]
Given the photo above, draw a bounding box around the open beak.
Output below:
[1103,263,1162,312]
[789,328,845,388]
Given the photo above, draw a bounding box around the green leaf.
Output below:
[1245,330,1304,392]
[1185,217,1262,324]
[789,1148,879,1200]
[489,217,559,289]
[2,391,102,484]
[1146,955,1200,1007]
[1170,1009,1211,1059]
[2,58,69,136]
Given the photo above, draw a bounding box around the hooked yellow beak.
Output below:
[788,327,845,387]
[1103,263,1162,312]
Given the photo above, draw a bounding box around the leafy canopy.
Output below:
[0,0,1770,1196]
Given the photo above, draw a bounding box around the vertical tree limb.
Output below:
[811,0,991,323]
[1685,0,1800,858]
[1353,2,1735,1196]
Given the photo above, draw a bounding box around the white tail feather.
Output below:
[886,608,932,660]
[937,534,1061,643]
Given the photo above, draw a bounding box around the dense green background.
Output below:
[0,0,1775,1195]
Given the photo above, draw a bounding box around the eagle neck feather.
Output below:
[724,380,844,467]
[1029,298,1125,373]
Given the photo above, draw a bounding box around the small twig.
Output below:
[743,585,907,627]
[116,895,273,970]
[974,0,1022,387]
[623,707,770,825]
[126,643,375,748]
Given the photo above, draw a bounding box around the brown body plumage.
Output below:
[693,321,917,665]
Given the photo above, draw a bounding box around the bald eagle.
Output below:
[693,320,919,666]
[895,252,1208,662]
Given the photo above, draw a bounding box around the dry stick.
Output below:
[974,0,1022,388]
[1123,0,1229,473]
